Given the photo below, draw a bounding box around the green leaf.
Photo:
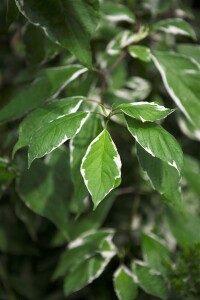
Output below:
[54,229,114,278]
[70,114,102,214]
[15,0,100,67]
[126,118,183,175]
[28,112,89,167]
[114,266,138,300]
[13,96,84,157]
[128,46,151,62]
[132,261,168,300]
[142,232,170,276]
[101,2,135,24]
[117,101,174,122]
[152,51,200,129]
[64,252,114,296]
[16,148,72,237]
[136,145,182,207]
[81,129,121,208]
[177,43,200,65]
[0,65,87,123]
[151,18,196,40]
[107,27,149,56]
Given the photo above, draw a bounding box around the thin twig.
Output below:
[117,186,135,195]
[92,51,127,103]
[106,51,127,77]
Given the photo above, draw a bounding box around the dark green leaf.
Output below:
[15,0,100,67]
[16,148,72,237]
[152,51,200,129]
[0,65,87,123]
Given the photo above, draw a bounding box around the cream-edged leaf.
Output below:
[152,51,200,129]
[132,261,168,300]
[126,118,183,174]
[151,18,196,40]
[136,145,182,208]
[28,112,89,167]
[114,265,138,300]
[101,2,135,24]
[81,129,121,208]
[107,27,149,56]
[117,101,174,122]
[13,97,84,157]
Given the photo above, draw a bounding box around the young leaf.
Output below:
[101,2,135,24]
[142,232,170,276]
[117,101,174,122]
[15,0,100,67]
[136,145,182,207]
[70,114,102,214]
[152,51,200,129]
[126,118,183,174]
[113,266,138,300]
[81,129,121,208]
[128,46,151,62]
[13,97,84,156]
[16,148,72,237]
[0,65,87,123]
[132,261,168,300]
[151,18,196,40]
[28,112,89,167]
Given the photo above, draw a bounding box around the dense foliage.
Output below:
[1,0,200,299]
